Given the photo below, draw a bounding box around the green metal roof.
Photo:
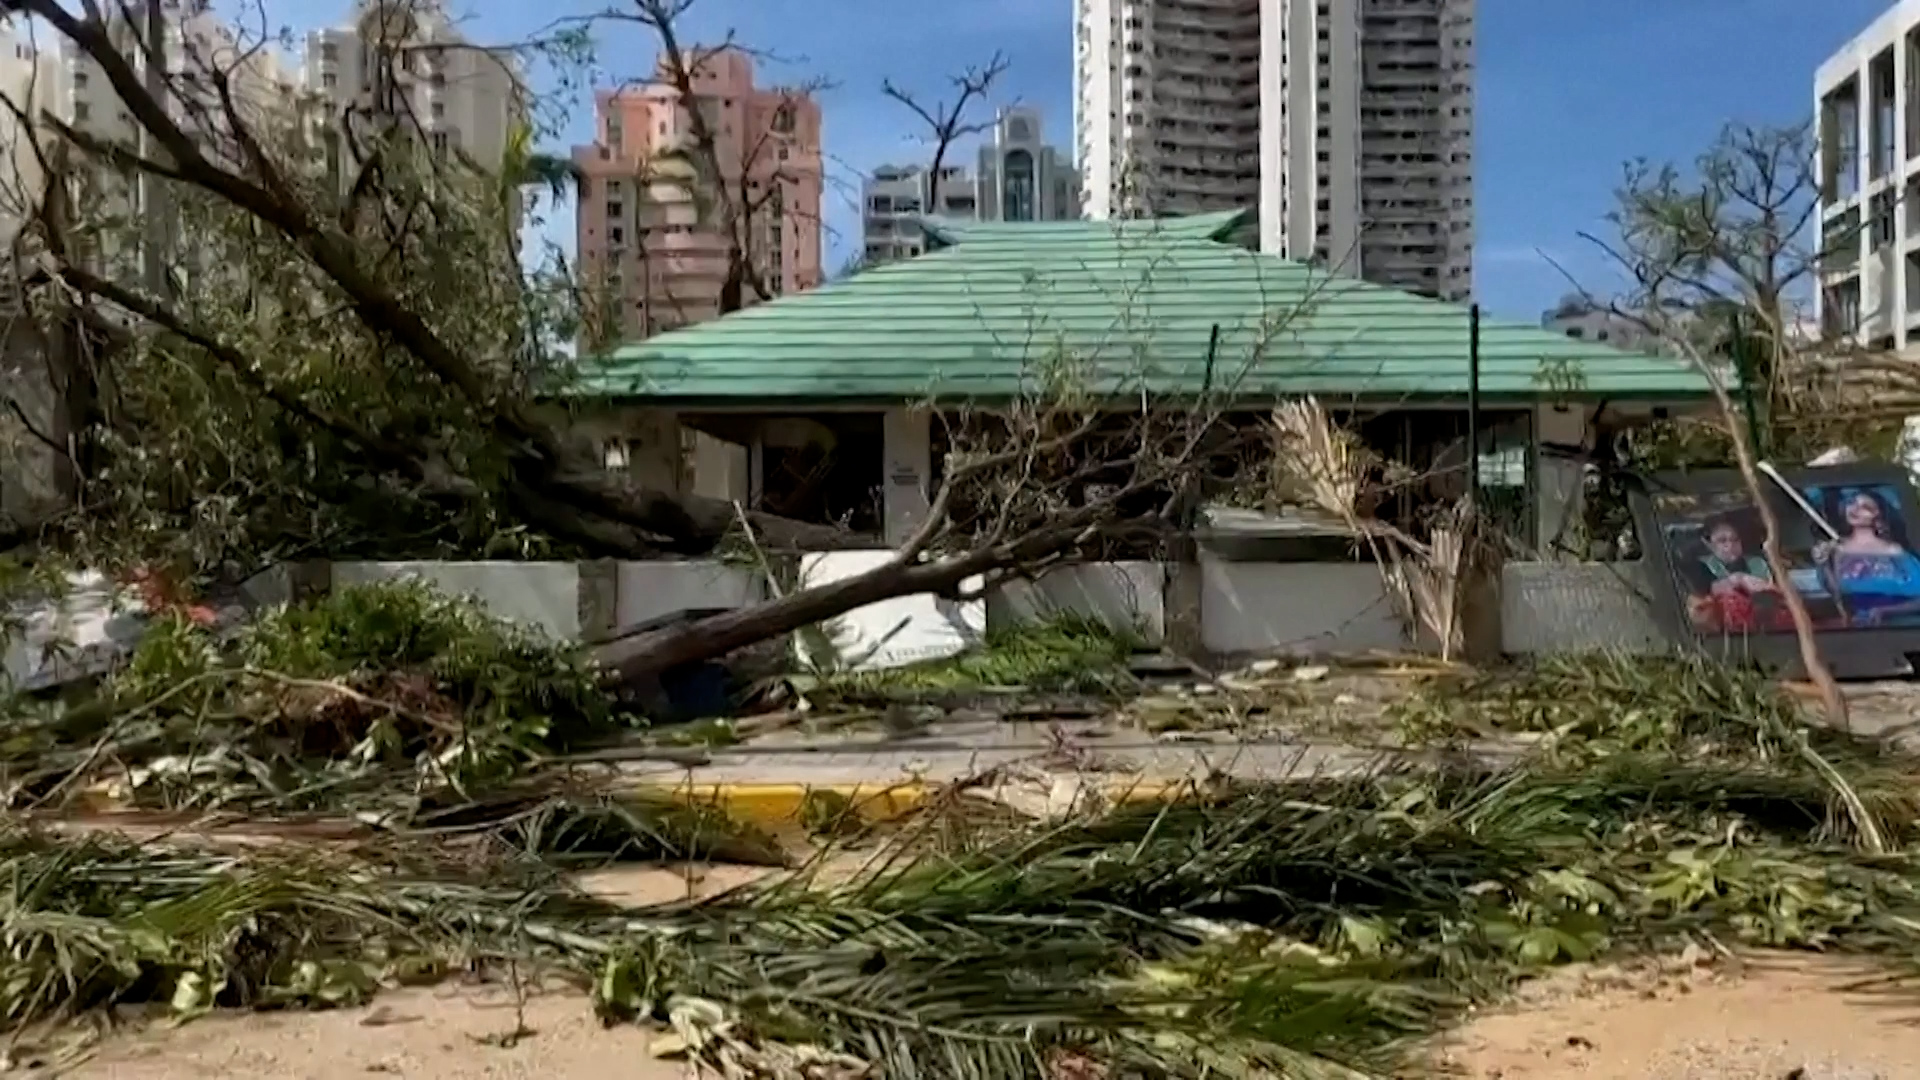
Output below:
[918,208,1249,247]
[568,213,1711,405]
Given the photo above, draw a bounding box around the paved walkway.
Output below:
[613,717,1524,824]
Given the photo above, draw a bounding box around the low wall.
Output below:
[1500,561,1668,655]
[987,561,1168,646]
[1200,558,1406,655]
[334,561,585,640]
[2,558,1678,689]
[612,560,765,627]
[332,558,1676,660]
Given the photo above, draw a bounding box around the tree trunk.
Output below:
[599,546,1000,683]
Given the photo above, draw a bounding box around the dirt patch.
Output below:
[1429,951,1920,1079]
[37,949,1920,1080]
[572,861,785,906]
[56,985,682,1080]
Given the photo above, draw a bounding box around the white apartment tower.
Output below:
[303,0,522,171]
[1073,0,1473,300]
[862,164,977,264]
[0,24,68,244]
[62,1,292,147]
[1814,0,1920,353]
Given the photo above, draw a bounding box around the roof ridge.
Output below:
[919,208,1250,247]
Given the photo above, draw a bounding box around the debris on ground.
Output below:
[1,581,642,816]
[9,576,1920,1077]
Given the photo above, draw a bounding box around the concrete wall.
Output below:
[1500,560,1668,655]
[987,561,1167,645]
[333,561,584,641]
[613,559,764,628]
[990,559,1667,658]
[1199,558,1409,655]
[0,558,1662,671]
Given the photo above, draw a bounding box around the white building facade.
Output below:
[1815,0,1920,353]
[976,106,1081,223]
[861,164,977,264]
[62,0,292,149]
[1073,0,1472,300]
[862,107,1079,265]
[303,0,522,172]
[0,24,68,244]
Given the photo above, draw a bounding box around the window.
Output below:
[73,101,89,121]
[322,73,337,88]
[772,105,794,134]
[608,201,623,221]
[1873,189,1897,249]
[72,70,86,87]
[1003,148,1036,221]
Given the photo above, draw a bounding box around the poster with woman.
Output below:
[1632,464,1920,678]
[1799,484,1920,628]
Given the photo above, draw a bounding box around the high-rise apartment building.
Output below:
[0,24,68,244]
[862,107,1079,265]
[1073,0,1473,300]
[1539,295,1665,353]
[575,47,822,340]
[303,0,522,173]
[63,0,292,150]
[51,1,295,281]
[1815,0,1920,351]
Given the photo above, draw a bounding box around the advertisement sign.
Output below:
[1632,463,1920,678]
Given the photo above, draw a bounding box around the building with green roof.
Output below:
[566,210,1709,549]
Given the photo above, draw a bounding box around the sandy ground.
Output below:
[59,984,687,1080]
[1431,951,1920,1079]
[40,950,1920,1079]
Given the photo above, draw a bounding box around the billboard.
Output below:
[1632,463,1920,678]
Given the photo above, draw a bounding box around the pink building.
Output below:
[574,48,823,342]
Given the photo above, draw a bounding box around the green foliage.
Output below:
[1388,652,1805,750]
[597,747,1920,1077]
[16,687,1920,1075]
[829,615,1140,698]
[3,581,638,811]
[36,73,592,575]
[1387,652,1916,850]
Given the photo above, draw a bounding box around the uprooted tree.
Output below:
[0,0,1290,682]
[1574,119,1850,727]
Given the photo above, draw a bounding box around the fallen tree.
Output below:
[0,0,1289,681]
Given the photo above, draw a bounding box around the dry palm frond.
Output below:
[1269,398,1483,659]
[1269,398,1374,524]
[13,694,1920,1078]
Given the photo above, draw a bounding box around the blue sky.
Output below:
[256,0,1888,319]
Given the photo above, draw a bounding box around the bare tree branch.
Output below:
[881,51,1009,210]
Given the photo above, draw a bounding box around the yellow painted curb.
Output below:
[642,779,1199,828]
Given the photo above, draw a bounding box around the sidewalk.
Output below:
[617,716,1523,825]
